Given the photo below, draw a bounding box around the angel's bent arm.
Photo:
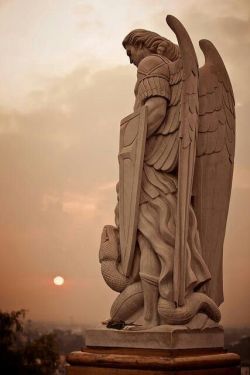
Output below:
[144,96,167,138]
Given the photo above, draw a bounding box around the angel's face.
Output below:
[126,44,151,67]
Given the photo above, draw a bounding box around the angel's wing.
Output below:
[193,40,235,306]
[145,15,200,306]
[167,15,199,307]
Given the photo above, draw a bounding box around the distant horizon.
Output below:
[19,317,250,330]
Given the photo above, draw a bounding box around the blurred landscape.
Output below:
[28,322,250,373]
[1,310,249,374]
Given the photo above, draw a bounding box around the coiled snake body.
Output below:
[99,225,221,325]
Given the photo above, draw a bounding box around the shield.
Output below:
[118,107,147,277]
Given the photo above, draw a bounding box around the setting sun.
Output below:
[53,276,65,286]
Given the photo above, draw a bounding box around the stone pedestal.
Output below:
[85,326,224,350]
[66,347,240,374]
[66,326,240,374]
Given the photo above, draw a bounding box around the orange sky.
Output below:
[0,0,249,327]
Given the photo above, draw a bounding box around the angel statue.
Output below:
[99,15,235,330]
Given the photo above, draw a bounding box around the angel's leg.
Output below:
[129,233,160,330]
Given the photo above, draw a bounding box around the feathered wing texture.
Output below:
[146,16,200,306]
[193,39,235,306]
[166,15,199,306]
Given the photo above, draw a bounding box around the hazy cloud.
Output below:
[0,63,136,322]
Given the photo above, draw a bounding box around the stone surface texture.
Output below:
[98,14,235,334]
[85,326,224,350]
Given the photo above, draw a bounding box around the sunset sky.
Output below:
[0,0,249,327]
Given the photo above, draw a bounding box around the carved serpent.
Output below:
[99,225,221,324]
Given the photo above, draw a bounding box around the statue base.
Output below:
[85,325,224,350]
[66,347,240,374]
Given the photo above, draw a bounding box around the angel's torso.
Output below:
[134,54,178,204]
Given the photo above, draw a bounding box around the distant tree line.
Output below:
[0,310,59,374]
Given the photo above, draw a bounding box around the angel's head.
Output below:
[122,29,179,66]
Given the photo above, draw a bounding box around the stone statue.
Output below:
[99,15,235,331]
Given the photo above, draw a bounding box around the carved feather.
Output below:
[154,132,178,169]
[193,39,235,306]
[197,40,235,161]
[159,102,181,135]
[170,80,182,106]
[166,15,199,306]
[145,135,168,164]
[161,137,179,171]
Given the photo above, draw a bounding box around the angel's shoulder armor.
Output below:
[134,55,171,109]
[137,54,171,80]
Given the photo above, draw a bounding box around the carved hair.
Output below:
[122,29,179,62]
